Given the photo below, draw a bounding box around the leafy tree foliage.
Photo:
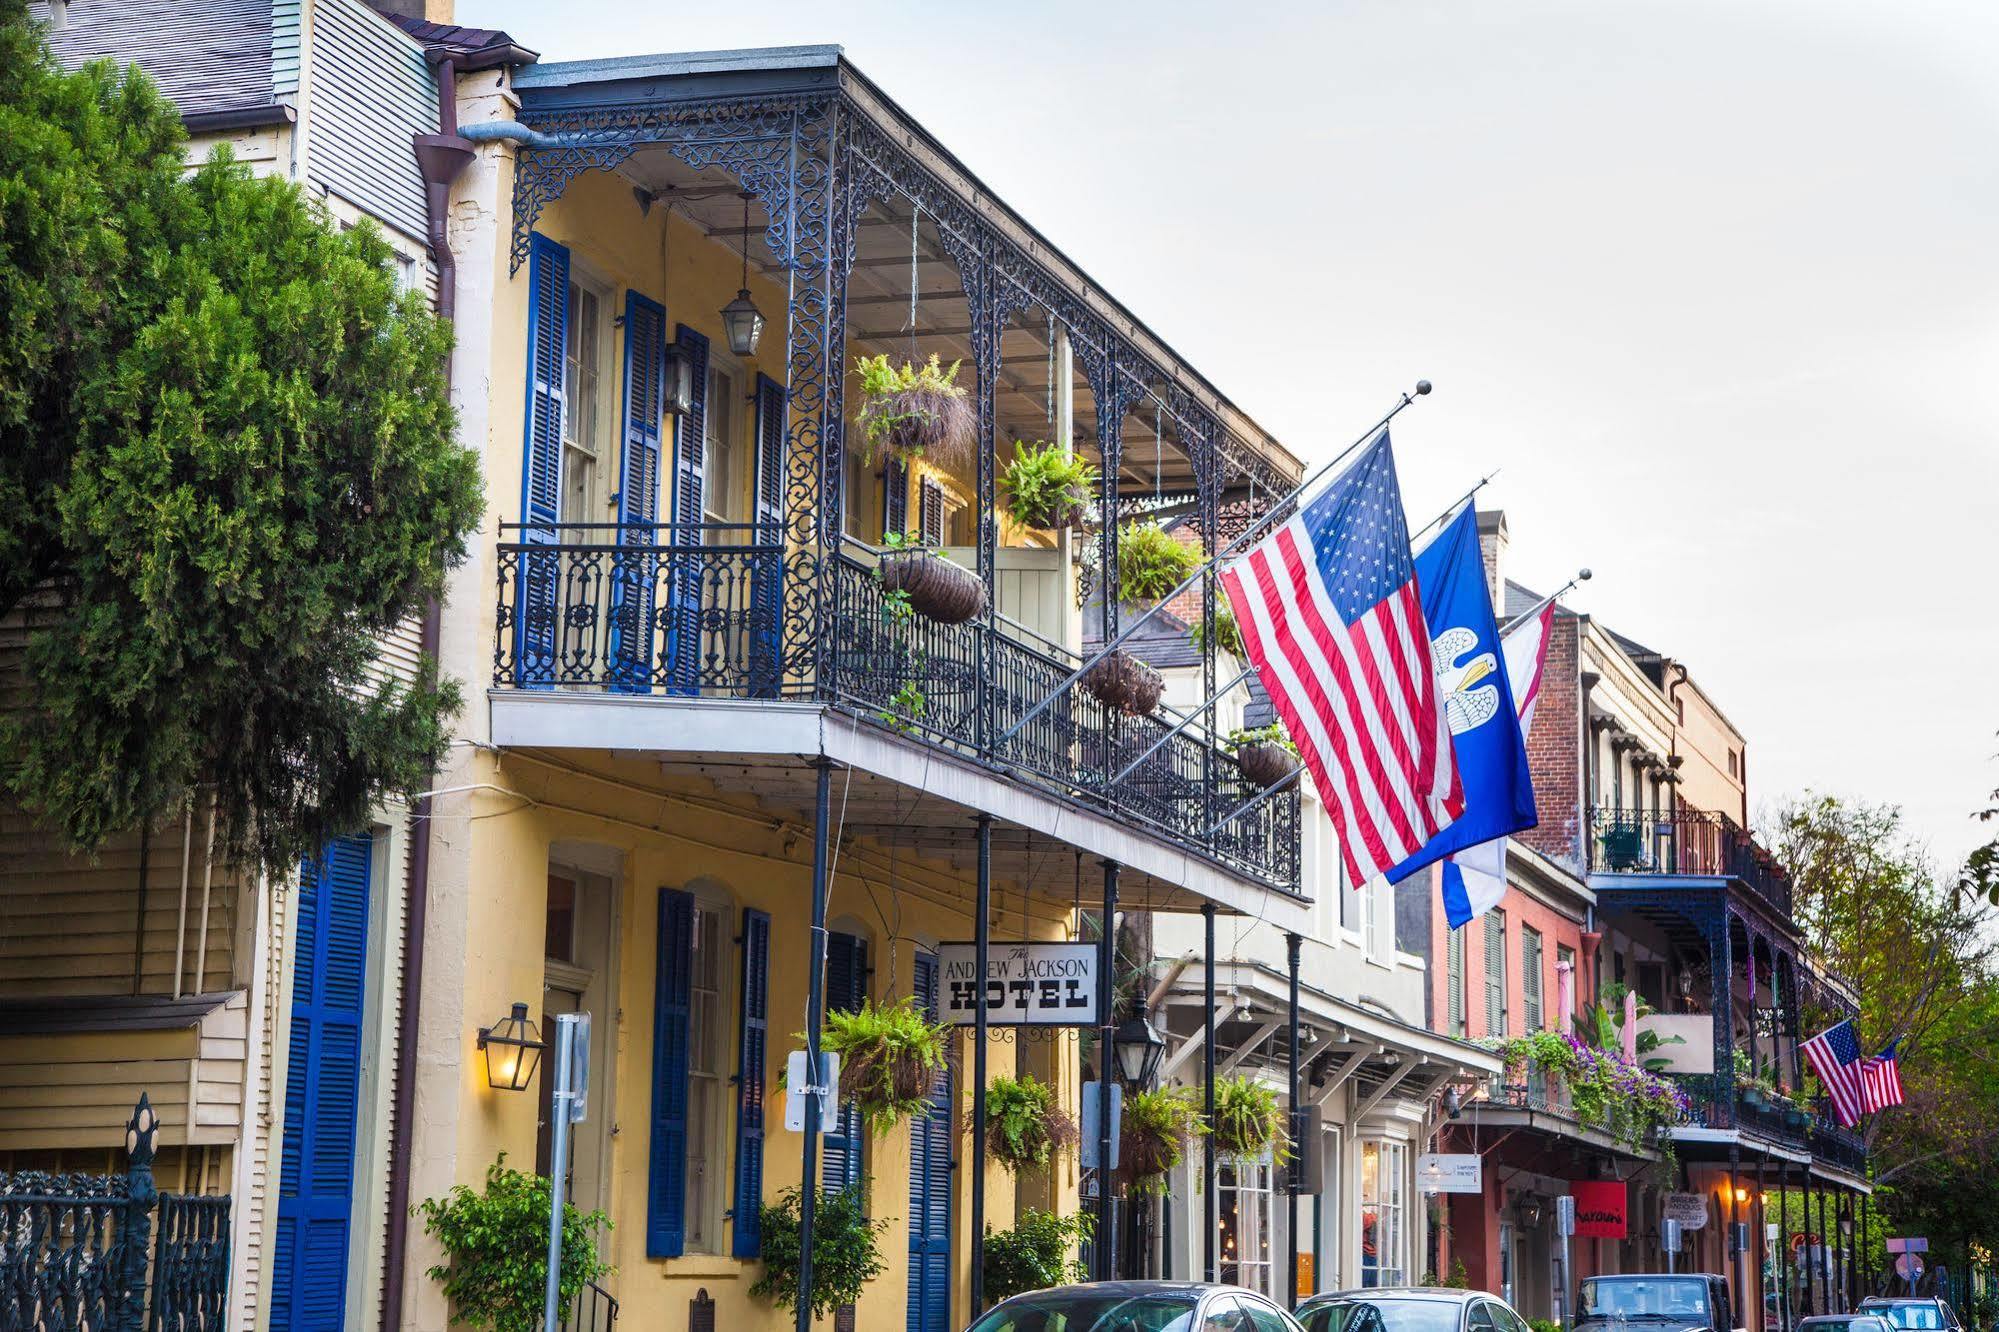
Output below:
[0,1,481,873]
[417,1157,611,1332]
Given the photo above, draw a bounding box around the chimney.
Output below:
[1476,508,1508,613]
[363,0,451,21]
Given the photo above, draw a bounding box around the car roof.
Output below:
[1303,1289,1482,1307]
[1861,1299,1945,1306]
[998,1281,1253,1301]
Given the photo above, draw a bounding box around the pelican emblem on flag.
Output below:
[1432,626,1501,735]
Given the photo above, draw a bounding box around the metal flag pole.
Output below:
[1498,568,1592,635]
[998,380,1434,746]
[1407,470,1501,549]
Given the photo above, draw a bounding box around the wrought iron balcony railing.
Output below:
[492,525,1301,890]
[1588,807,1793,915]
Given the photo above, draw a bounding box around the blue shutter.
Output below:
[271,836,373,1332]
[610,291,667,693]
[730,908,772,1258]
[749,372,786,698]
[664,325,710,695]
[515,233,569,687]
[819,931,867,1194]
[882,457,908,540]
[647,888,695,1258]
[905,952,952,1332]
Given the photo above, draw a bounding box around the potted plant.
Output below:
[999,440,1099,531]
[750,1183,889,1320]
[853,353,974,469]
[813,995,953,1135]
[417,1156,612,1332]
[1115,519,1201,605]
[1118,1085,1204,1195]
[1080,649,1164,717]
[982,1073,1079,1172]
[1188,606,1245,659]
[982,1209,1091,1304]
[1227,724,1300,788]
[876,529,987,625]
[1210,1074,1289,1162]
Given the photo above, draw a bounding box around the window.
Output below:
[1728,749,1740,779]
[1360,1141,1407,1286]
[561,279,606,527]
[1521,926,1544,1031]
[1363,877,1382,960]
[702,361,748,526]
[683,902,730,1252]
[1238,1298,1293,1332]
[1219,1157,1275,1299]
[1484,910,1508,1037]
[544,874,577,964]
[1557,944,1577,1020]
[1446,929,1467,1037]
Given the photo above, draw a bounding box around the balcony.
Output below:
[1589,806,1793,915]
[492,523,1302,890]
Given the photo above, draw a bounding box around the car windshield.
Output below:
[1314,1298,1464,1332]
[1864,1305,1946,1330]
[1579,1279,1712,1320]
[1806,1320,1889,1332]
[969,1292,1199,1332]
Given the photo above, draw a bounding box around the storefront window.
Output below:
[1219,1157,1276,1299]
[1361,1141,1407,1287]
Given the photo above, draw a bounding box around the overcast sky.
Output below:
[464,0,1999,868]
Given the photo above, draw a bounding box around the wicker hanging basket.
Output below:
[1234,741,1301,789]
[866,387,976,470]
[1080,649,1163,716]
[878,550,988,624]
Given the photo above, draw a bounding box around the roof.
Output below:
[34,0,282,124]
[0,991,233,1036]
[387,15,538,69]
[514,44,839,87]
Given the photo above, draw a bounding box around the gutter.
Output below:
[381,53,476,1332]
[183,103,297,133]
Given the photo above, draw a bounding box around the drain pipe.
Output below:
[382,53,474,1332]
[458,119,568,151]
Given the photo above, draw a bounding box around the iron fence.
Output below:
[0,1097,230,1332]
[492,527,1301,890]
[1589,807,1794,915]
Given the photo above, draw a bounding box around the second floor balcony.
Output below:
[1589,805,1793,915]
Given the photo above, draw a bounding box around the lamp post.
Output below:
[1112,1013,1166,1090]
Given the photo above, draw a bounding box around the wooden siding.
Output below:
[272,0,302,99]
[303,0,436,244]
[0,992,249,1150]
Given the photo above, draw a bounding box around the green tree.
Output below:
[0,0,481,873]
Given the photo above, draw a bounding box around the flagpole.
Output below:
[1498,568,1592,635]
[1407,470,1501,549]
[998,380,1435,745]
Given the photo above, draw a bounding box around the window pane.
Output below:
[544,875,577,963]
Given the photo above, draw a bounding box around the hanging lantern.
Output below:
[1112,1012,1167,1088]
[477,1002,546,1092]
[718,190,765,357]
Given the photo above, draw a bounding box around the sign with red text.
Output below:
[1570,1180,1628,1239]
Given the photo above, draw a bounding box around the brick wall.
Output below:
[1425,863,1587,1042]
[1518,612,1582,871]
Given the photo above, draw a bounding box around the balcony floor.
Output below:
[489,689,1315,930]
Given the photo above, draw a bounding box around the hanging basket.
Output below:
[1080,650,1163,716]
[870,387,975,469]
[819,996,951,1136]
[1234,741,1301,789]
[878,550,988,625]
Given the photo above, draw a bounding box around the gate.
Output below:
[0,1095,231,1332]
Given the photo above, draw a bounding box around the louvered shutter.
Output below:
[610,291,666,693]
[1446,928,1466,1037]
[272,836,373,1332]
[918,478,945,547]
[905,952,953,1332]
[515,234,569,687]
[820,931,867,1194]
[750,373,786,698]
[665,326,710,694]
[1484,911,1508,1037]
[731,908,771,1258]
[1522,928,1544,1031]
[648,888,695,1257]
[883,457,909,540]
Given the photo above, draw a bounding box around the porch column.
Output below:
[1859,1191,1871,1297]
[1203,902,1219,1283]
[1714,910,1736,1125]
[971,815,992,1315]
[1287,931,1303,1310]
[1095,859,1120,1280]
[795,759,837,1332]
[1728,1143,1744,1330]
[1817,1178,1831,1312]
[1755,1155,1768,1328]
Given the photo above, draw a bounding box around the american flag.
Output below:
[1860,1041,1905,1112]
[1801,1018,1869,1127]
[1221,432,1462,884]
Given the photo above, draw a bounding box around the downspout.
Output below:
[382,53,473,1332]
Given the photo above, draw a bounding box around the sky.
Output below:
[462,0,1999,868]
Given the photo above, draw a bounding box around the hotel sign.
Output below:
[938,941,1098,1026]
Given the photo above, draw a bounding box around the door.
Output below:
[905,953,952,1332]
[271,836,373,1332]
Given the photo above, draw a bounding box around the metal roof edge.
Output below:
[515,44,844,88]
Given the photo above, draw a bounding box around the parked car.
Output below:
[1858,1298,1965,1332]
[967,1281,1305,1332]
[1574,1274,1740,1332]
[1294,1287,1534,1332]
[1797,1315,1894,1332]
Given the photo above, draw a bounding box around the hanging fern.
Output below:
[982,1073,1079,1172]
[1116,520,1201,604]
[1210,1074,1290,1162]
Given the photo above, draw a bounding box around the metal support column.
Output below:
[1860,1192,1871,1297]
[1756,1155,1769,1332]
[1817,1179,1831,1313]
[1287,931,1303,1310]
[795,760,835,1332]
[971,814,992,1316]
[1203,902,1219,1284]
[1095,860,1120,1281]
[1728,1143,1744,1332]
